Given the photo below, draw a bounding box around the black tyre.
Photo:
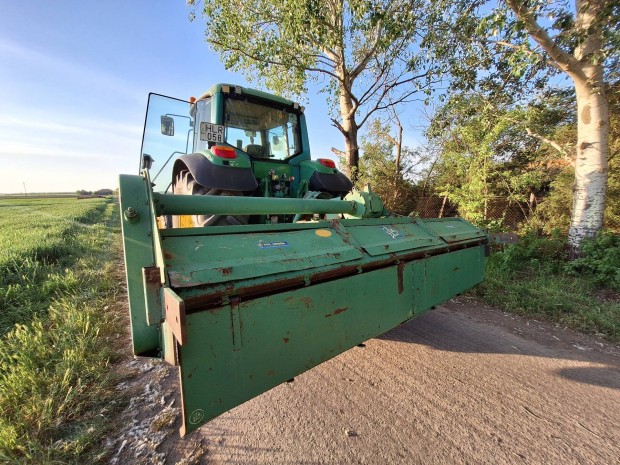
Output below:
[171,171,248,227]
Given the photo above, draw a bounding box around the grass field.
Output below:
[0,198,124,464]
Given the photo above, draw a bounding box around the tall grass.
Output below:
[0,199,109,334]
[0,199,124,464]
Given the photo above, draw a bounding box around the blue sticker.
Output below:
[381,226,404,240]
[258,240,289,249]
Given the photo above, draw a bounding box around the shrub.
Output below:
[491,230,568,273]
[565,232,620,291]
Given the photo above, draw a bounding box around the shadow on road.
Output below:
[377,302,620,391]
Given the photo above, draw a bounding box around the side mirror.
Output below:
[161,116,174,136]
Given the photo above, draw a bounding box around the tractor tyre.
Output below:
[171,171,249,227]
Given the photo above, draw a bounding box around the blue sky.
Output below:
[0,1,372,194]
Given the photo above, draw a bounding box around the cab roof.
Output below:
[197,83,299,109]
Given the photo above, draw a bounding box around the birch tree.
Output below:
[443,0,619,249]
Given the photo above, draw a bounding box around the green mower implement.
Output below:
[119,84,487,435]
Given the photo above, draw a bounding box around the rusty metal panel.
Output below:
[345,221,445,256]
[174,245,485,436]
[142,266,163,326]
[422,218,486,244]
[176,264,416,436]
[163,226,364,288]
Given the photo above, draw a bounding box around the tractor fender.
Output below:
[172,153,258,192]
[308,170,353,196]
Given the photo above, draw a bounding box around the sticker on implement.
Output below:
[381,225,404,239]
[200,122,225,143]
[315,229,332,237]
[258,240,289,249]
[188,409,205,425]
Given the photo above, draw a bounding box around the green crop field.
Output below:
[0,197,124,464]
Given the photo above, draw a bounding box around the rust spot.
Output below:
[220,267,233,276]
[453,267,460,272]
[300,296,313,309]
[266,370,275,376]
[325,307,349,317]
[283,337,289,343]
[163,250,174,260]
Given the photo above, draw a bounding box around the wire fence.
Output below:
[414,196,529,231]
[414,196,620,233]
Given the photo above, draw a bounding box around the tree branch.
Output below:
[504,0,587,83]
[492,40,564,72]
[523,127,573,164]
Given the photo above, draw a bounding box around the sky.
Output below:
[0,1,392,194]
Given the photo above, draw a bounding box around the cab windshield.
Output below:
[223,97,301,160]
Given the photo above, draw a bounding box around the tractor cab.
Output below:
[191,85,303,161]
[139,84,351,218]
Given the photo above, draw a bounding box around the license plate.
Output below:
[200,123,225,143]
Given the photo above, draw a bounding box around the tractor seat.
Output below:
[245,144,269,158]
[245,144,264,158]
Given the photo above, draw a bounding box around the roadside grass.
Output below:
[474,233,620,342]
[0,198,125,464]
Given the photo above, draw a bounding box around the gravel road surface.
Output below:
[112,299,620,465]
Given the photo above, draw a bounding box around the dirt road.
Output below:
[112,299,620,465]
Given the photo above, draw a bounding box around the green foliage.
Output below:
[476,233,620,340]
[189,0,458,176]
[432,0,618,247]
[566,233,620,291]
[427,93,549,227]
[357,119,425,215]
[191,0,438,98]
[0,199,124,464]
[437,0,619,98]
[477,257,620,341]
[525,167,574,235]
[491,230,568,273]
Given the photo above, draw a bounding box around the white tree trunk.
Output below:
[568,84,609,248]
[505,0,610,253]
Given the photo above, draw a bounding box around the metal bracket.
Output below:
[142,266,163,326]
[164,287,187,345]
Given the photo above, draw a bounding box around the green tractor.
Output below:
[145,84,353,228]
[119,84,487,436]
